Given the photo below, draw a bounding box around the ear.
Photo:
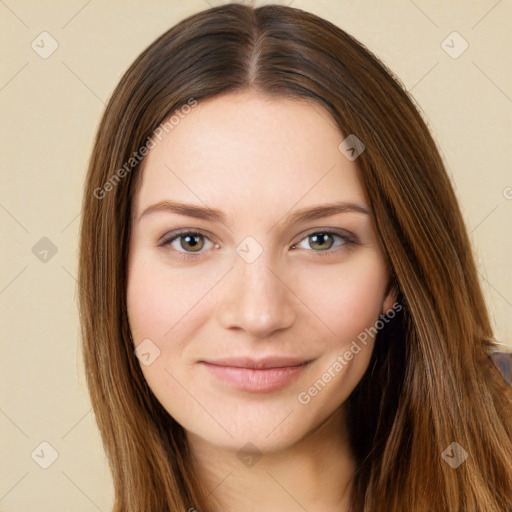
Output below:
[382,279,399,315]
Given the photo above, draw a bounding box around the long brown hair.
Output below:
[78,3,512,511]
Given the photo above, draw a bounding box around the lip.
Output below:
[200,356,313,393]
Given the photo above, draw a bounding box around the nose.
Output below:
[215,254,296,339]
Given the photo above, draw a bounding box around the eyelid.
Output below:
[158,228,216,245]
[158,227,357,256]
[293,227,357,245]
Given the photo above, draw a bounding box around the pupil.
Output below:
[311,233,332,250]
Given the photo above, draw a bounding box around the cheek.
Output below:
[126,255,206,425]
[126,252,214,342]
[127,264,167,340]
[294,261,387,408]
[125,245,390,444]
[296,252,388,342]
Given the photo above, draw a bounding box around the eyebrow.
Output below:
[138,200,372,226]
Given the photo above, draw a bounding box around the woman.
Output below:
[78,3,512,511]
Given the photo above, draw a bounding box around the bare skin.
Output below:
[127,90,395,511]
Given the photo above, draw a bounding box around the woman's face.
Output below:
[127,90,395,452]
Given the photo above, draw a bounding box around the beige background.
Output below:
[1,0,511,510]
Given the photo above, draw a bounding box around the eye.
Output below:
[292,229,356,255]
[158,228,357,260]
[158,229,217,258]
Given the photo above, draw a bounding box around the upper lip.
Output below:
[200,356,313,369]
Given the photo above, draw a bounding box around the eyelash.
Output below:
[158,228,357,261]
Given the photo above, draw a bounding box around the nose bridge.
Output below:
[216,247,296,337]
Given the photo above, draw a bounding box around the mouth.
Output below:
[199,356,314,393]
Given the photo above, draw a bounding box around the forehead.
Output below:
[133,91,368,226]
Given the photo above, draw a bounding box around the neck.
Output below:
[187,406,356,512]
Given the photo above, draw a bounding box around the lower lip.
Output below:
[201,362,310,393]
